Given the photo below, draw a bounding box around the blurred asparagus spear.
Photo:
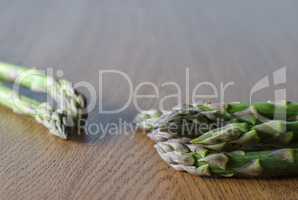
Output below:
[0,83,72,139]
[0,62,86,121]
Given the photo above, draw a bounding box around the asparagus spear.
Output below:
[0,83,73,139]
[0,62,86,122]
[136,102,298,142]
[191,120,298,151]
[155,139,298,177]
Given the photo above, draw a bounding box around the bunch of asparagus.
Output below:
[136,102,298,177]
[0,62,87,139]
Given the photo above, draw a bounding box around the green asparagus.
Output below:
[191,120,298,151]
[0,83,73,139]
[155,139,298,177]
[136,102,298,142]
[0,62,86,122]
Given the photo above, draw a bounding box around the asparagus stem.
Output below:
[0,62,86,121]
[155,139,298,177]
[0,83,39,115]
[0,83,73,139]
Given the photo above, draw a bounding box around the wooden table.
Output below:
[1,1,298,199]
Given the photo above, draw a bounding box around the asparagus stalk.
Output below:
[191,120,298,151]
[155,139,298,177]
[0,62,86,123]
[0,83,73,139]
[135,102,298,142]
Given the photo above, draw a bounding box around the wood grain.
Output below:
[1,0,298,199]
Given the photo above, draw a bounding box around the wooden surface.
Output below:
[1,0,298,199]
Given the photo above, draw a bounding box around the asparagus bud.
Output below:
[135,104,226,142]
[134,110,163,130]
